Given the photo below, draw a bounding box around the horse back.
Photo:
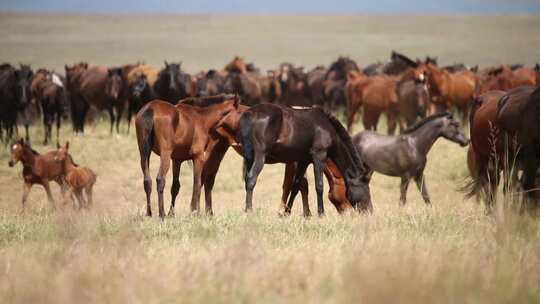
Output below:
[497,86,536,134]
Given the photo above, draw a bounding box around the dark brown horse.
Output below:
[238,103,372,216]
[126,64,159,131]
[66,63,131,133]
[154,61,194,104]
[0,64,33,143]
[497,86,540,213]
[199,102,355,216]
[277,63,310,107]
[65,62,89,133]
[135,95,240,218]
[31,68,66,145]
[8,138,65,210]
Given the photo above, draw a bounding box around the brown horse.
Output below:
[346,67,427,134]
[135,95,240,218]
[476,65,536,96]
[55,142,97,209]
[224,56,248,74]
[463,90,506,209]
[8,138,65,210]
[425,63,477,123]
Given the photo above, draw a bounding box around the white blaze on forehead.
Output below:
[12,144,17,151]
[52,74,64,87]
[419,73,425,81]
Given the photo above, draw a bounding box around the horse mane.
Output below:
[402,112,449,134]
[179,94,236,107]
[67,154,79,167]
[19,142,40,155]
[391,50,418,68]
[321,111,366,172]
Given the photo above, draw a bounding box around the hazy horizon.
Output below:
[1,0,540,15]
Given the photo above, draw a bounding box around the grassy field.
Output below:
[1,13,540,303]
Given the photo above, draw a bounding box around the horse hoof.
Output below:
[167,211,175,217]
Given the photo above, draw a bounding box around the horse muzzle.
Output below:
[8,160,15,167]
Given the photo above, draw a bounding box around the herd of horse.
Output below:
[3,51,540,216]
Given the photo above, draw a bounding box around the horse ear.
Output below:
[18,138,24,145]
[164,60,169,67]
[65,141,70,150]
[65,64,69,71]
[57,142,60,149]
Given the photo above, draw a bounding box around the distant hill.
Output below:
[1,0,539,15]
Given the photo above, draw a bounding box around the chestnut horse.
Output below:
[8,138,65,210]
[55,142,97,209]
[238,103,372,216]
[135,95,240,218]
[346,67,428,134]
[425,63,477,123]
[463,90,507,210]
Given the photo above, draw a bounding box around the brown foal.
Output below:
[8,138,65,210]
[55,142,97,209]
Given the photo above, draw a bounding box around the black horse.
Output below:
[239,103,372,216]
[0,64,33,143]
[154,61,193,104]
[363,50,419,76]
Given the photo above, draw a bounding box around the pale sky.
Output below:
[1,0,539,14]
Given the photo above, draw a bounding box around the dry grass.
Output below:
[1,13,540,303]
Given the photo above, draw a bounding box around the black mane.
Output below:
[321,111,368,173]
[402,113,450,134]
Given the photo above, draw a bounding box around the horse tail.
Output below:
[239,111,254,180]
[135,105,154,165]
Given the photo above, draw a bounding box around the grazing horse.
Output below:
[425,63,477,123]
[496,86,540,213]
[462,90,506,209]
[354,113,469,206]
[197,101,355,216]
[0,64,33,142]
[55,142,97,209]
[31,68,66,145]
[126,65,159,131]
[238,103,372,216]
[154,61,194,104]
[8,138,65,210]
[65,62,89,133]
[135,95,240,218]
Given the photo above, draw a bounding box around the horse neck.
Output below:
[20,148,37,169]
[199,104,233,129]
[408,120,443,155]
[62,155,77,173]
[330,134,363,182]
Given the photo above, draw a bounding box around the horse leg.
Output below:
[299,177,311,217]
[399,176,411,206]
[21,183,32,211]
[109,106,116,135]
[156,152,171,219]
[115,103,124,134]
[387,111,398,135]
[24,124,30,143]
[168,160,181,217]
[244,152,266,213]
[85,185,94,208]
[312,151,327,216]
[41,181,56,210]
[284,161,309,215]
[347,101,361,132]
[190,158,204,214]
[140,151,152,217]
[280,163,295,214]
[56,112,61,146]
[414,172,431,205]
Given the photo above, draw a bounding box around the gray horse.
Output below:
[353,113,469,206]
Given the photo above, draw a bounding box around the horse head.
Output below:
[106,67,124,101]
[161,61,182,93]
[439,114,470,147]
